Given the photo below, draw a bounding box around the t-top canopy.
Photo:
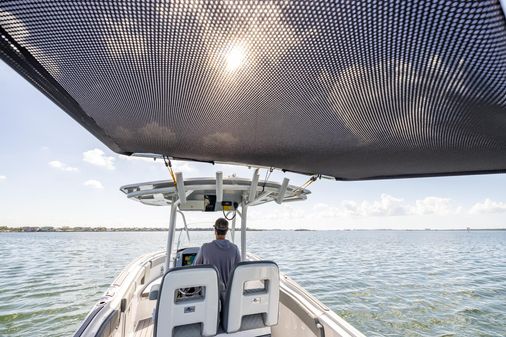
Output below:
[1,1,506,180]
[120,176,310,208]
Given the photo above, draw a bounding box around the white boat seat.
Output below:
[222,261,280,333]
[154,265,220,337]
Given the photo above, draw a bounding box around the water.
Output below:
[1,231,505,337]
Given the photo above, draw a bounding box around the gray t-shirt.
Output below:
[194,239,241,289]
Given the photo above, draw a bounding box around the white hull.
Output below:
[74,251,365,337]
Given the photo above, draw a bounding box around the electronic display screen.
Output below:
[204,195,216,212]
[182,253,196,266]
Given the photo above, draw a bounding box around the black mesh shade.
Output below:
[1,1,506,180]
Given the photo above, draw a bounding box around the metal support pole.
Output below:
[240,203,248,261]
[231,216,236,243]
[216,171,223,203]
[177,210,190,242]
[165,201,179,271]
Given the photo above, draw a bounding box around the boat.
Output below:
[72,176,365,337]
[2,1,506,336]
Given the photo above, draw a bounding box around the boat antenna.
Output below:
[163,156,178,192]
[261,167,274,192]
[293,175,320,193]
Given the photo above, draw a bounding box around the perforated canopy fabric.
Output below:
[1,1,506,180]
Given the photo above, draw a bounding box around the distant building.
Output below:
[38,226,54,232]
[23,226,39,232]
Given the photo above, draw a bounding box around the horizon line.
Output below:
[2,225,506,232]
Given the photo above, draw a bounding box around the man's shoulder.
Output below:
[223,240,239,250]
[231,242,240,251]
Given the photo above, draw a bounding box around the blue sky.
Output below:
[1,60,506,230]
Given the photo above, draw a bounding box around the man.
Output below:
[194,218,241,290]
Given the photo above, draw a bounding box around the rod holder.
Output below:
[248,168,260,203]
[276,178,289,204]
[216,171,223,203]
[175,172,186,204]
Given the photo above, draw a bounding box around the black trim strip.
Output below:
[72,305,105,337]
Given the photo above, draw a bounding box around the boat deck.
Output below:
[134,318,153,337]
[133,318,271,337]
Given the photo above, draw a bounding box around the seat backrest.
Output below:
[223,261,280,333]
[154,265,219,337]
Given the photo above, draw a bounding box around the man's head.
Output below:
[214,218,229,239]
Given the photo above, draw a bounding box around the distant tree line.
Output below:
[0,226,275,232]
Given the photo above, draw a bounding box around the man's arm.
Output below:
[235,246,241,264]
[193,245,204,265]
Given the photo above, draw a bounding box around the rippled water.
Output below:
[1,231,505,337]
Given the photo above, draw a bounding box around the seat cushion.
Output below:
[173,323,202,337]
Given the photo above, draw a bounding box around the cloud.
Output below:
[117,155,155,163]
[83,149,115,170]
[138,122,176,143]
[412,196,455,215]
[313,194,458,218]
[341,194,410,217]
[117,155,197,174]
[112,123,177,148]
[0,175,6,182]
[469,199,506,214]
[203,132,239,152]
[48,160,79,172]
[251,204,306,221]
[171,161,197,174]
[83,179,104,190]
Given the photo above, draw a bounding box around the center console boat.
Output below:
[4,1,506,336]
[73,173,365,337]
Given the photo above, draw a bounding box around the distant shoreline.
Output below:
[1,226,506,233]
[0,226,271,233]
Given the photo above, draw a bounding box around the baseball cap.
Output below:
[214,218,229,230]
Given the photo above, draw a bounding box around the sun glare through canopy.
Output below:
[225,43,246,72]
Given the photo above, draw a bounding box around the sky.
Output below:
[1,60,506,230]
